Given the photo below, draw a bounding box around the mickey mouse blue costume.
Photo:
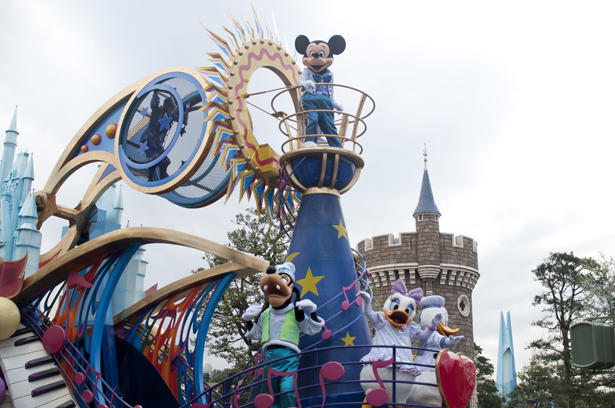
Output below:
[295,35,346,148]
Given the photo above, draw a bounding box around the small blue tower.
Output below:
[496,311,517,399]
[0,107,42,276]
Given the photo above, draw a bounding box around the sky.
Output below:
[2,0,615,375]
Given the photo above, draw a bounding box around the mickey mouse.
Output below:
[295,35,346,148]
[243,262,324,408]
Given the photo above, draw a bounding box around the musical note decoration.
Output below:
[318,362,345,408]
[67,270,95,289]
[74,365,105,405]
[254,368,301,408]
[341,279,363,311]
[42,325,66,354]
[365,357,394,407]
[321,322,332,341]
[233,378,244,408]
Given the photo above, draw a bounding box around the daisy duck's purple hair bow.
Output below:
[391,279,424,304]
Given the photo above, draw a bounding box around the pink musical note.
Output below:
[67,271,94,289]
[248,353,265,376]
[341,279,363,311]
[233,379,244,408]
[366,357,394,407]
[321,322,332,340]
[319,362,345,408]
[254,368,301,408]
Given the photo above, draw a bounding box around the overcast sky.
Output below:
[2,0,615,375]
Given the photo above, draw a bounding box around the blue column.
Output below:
[288,192,370,403]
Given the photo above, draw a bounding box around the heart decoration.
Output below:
[435,349,476,408]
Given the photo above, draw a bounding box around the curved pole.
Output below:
[12,226,269,304]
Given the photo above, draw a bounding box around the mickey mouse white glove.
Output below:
[295,299,317,314]
[332,101,344,111]
[242,305,262,321]
[302,80,316,93]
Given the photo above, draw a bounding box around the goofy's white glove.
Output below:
[242,305,262,321]
[295,299,317,314]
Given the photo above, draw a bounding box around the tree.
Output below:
[474,343,504,408]
[200,208,293,369]
[527,252,610,408]
[579,254,615,324]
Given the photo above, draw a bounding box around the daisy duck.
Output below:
[242,262,324,408]
[295,34,346,148]
[356,279,443,407]
[406,295,464,407]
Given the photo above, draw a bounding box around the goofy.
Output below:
[243,262,324,408]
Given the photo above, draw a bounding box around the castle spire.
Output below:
[2,106,19,183]
[8,106,17,133]
[413,146,440,216]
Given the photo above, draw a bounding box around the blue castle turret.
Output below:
[0,107,42,276]
[496,311,517,399]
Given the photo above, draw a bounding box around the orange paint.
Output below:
[106,123,117,139]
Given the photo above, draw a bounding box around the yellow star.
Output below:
[332,220,348,240]
[295,267,324,297]
[341,332,356,346]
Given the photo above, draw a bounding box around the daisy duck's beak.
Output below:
[383,309,410,327]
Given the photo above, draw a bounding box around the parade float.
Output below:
[0,10,475,408]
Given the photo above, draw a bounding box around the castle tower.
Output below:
[414,147,442,296]
[1,106,18,183]
[357,149,479,359]
[0,151,35,261]
[496,311,517,399]
[13,189,42,277]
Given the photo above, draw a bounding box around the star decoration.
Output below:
[332,220,348,240]
[138,142,149,155]
[341,332,356,346]
[158,113,173,130]
[296,267,324,297]
[140,107,149,118]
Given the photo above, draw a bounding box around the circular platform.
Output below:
[279,147,364,195]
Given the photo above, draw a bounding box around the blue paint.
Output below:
[89,243,141,403]
[287,193,371,401]
[193,273,236,404]
[72,103,126,159]
[290,155,355,190]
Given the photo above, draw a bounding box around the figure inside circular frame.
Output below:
[118,74,206,187]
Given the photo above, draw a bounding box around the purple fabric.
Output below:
[390,279,423,304]
[408,287,424,304]
[390,279,407,296]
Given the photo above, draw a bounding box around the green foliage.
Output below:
[200,208,293,369]
[474,343,504,408]
[513,252,615,408]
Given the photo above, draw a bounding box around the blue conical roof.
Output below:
[413,170,440,216]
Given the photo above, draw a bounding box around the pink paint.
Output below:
[67,271,94,289]
[82,390,94,403]
[74,372,85,385]
[42,325,66,354]
[233,48,297,168]
[365,357,394,406]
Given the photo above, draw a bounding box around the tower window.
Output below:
[417,215,423,221]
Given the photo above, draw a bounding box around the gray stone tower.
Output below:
[356,151,479,358]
